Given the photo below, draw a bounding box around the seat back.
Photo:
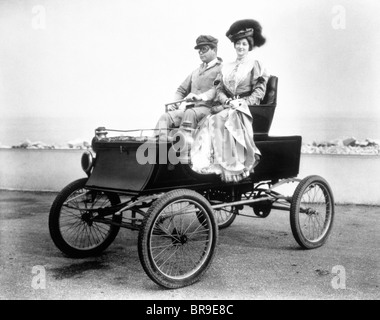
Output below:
[249,75,278,136]
[260,75,278,106]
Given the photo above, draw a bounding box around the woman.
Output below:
[190,19,269,182]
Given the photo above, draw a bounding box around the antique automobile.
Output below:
[49,76,335,289]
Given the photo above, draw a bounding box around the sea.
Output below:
[1,115,379,147]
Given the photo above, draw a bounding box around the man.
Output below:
[155,35,222,139]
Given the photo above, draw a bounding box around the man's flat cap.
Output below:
[194,35,218,49]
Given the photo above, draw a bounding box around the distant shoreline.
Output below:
[1,137,379,156]
[2,115,380,147]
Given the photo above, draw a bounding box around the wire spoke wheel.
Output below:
[203,189,237,229]
[213,206,237,229]
[49,178,121,257]
[138,189,218,289]
[290,175,335,249]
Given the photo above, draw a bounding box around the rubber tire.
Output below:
[49,178,121,258]
[138,189,218,289]
[290,175,335,249]
[214,207,237,229]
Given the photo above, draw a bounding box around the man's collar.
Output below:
[202,57,220,69]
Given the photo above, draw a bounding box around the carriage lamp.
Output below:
[95,127,108,140]
[91,127,109,152]
[81,150,94,175]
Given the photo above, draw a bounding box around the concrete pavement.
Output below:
[0,190,379,300]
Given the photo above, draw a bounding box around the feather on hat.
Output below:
[226,19,266,48]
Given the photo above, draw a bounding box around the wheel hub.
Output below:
[179,234,188,244]
[81,211,93,226]
[171,228,188,245]
[305,208,318,216]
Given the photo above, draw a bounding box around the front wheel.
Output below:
[49,178,121,258]
[138,189,218,289]
[290,175,335,249]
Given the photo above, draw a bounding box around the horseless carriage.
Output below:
[49,76,335,289]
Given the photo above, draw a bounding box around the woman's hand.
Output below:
[211,105,224,114]
[224,98,232,106]
[229,99,243,109]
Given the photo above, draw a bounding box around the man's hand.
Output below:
[185,93,202,102]
[167,104,178,111]
[178,102,188,111]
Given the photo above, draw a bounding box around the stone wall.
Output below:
[1,149,379,205]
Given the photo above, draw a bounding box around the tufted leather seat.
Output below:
[250,75,278,137]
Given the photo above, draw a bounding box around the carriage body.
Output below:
[85,76,301,195]
[86,131,302,196]
[49,76,335,289]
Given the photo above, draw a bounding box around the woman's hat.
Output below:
[226,19,266,47]
[194,35,218,49]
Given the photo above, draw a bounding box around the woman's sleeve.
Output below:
[243,60,270,106]
[215,73,229,104]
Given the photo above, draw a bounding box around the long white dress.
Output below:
[190,55,269,182]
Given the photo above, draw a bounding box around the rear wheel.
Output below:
[213,206,237,229]
[49,178,121,258]
[138,189,218,289]
[290,175,335,249]
[203,189,237,229]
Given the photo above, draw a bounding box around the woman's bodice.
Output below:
[217,55,269,105]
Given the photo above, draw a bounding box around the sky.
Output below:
[0,0,380,140]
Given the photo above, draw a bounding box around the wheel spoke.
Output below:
[297,181,333,244]
[58,188,115,250]
[148,197,213,280]
[213,206,236,229]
